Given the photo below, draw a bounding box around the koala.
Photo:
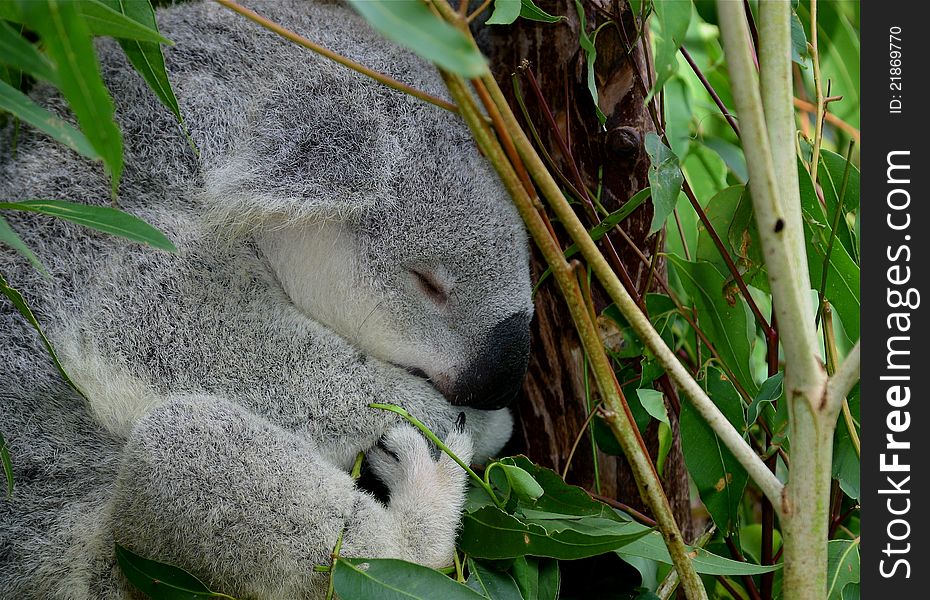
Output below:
[0,1,533,598]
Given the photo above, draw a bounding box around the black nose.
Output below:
[451,311,532,410]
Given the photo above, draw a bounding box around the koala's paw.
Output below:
[366,423,473,567]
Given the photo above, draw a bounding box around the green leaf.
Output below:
[510,557,559,600]
[818,150,860,263]
[17,0,123,191]
[667,255,756,395]
[1,431,13,499]
[0,79,100,161]
[0,21,57,83]
[645,134,683,235]
[648,0,691,100]
[798,164,860,341]
[790,8,810,67]
[636,388,669,426]
[466,559,523,600]
[0,200,176,251]
[486,0,521,25]
[460,505,651,560]
[115,543,228,600]
[98,0,182,122]
[334,557,485,600]
[78,0,172,44]
[573,0,607,125]
[533,188,651,294]
[496,463,545,503]
[0,272,85,398]
[833,383,860,501]
[0,214,46,274]
[746,372,784,428]
[616,528,780,576]
[680,367,749,537]
[518,0,562,23]
[347,0,487,78]
[826,539,860,600]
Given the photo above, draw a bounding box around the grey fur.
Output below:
[0,1,532,597]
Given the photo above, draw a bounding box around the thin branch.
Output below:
[809,0,825,185]
[480,65,785,515]
[719,0,824,398]
[826,340,860,415]
[212,0,459,114]
[680,46,740,138]
[793,97,860,143]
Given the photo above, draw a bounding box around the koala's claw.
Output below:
[367,425,474,495]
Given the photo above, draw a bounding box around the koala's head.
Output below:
[206,50,533,410]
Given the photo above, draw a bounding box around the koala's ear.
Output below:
[200,71,404,228]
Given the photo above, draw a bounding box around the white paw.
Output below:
[367,423,474,496]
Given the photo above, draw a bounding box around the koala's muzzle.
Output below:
[450,311,532,410]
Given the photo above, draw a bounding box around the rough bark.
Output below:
[475,0,693,536]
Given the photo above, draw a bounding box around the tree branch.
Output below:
[826,340,860,415]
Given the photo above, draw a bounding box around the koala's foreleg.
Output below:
[111,396,472,599]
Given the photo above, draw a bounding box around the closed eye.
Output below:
[412,270,449,305]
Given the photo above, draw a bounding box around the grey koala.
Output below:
[0,0,533,597]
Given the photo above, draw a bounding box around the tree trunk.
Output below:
[475,0,693,537]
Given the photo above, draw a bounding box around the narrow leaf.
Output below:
[746,372,784,428]
[0,21,57,83]
[334,557,485,600]
[0,200,176,251]
[0,79,100,160]
[78,0,172,44]
[347,0,487,78]
[0,272,85,398]
[519,0,562,23]
[17,0,123,191]
[645,134,683,234]
[98,0,182,122]
[115,543,223,600]
[0,214,47,274]
[827,539,860,600]
[636,388,669,426]
[466,558,523,600]
[1,431,13,499]
[486,0,521,25]
[573,0,606,125]
[648,0,691,100]
[680,367,749,537]
[497,463,544,502]
[616,528,780,576]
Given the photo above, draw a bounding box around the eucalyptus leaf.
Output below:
[0,272,85,399]
[0,21,57,83]
[1,431,12,498]
[636,388,669,426]
[826,539,860,600]
[0,200,176,252]
[115,543,225,600]
[78,0,172,44]
[466,558,523,600]
[649,0,691,100]
[573,0,606,125]
[334,557,485,600]
[518,0,562,23]
[460,505,651,560]
[645,134,683,234]
[98,0,182,122]
[486,0,521,25]
[667,254,756,395]
[0,79,100,161]
[496,463,545,502]
[17,0,124,191]
[746,372,784,428]
[347,0,487,77]
[616,527,780,576]
[510,556,559,600]
[680,367,749,537]
[0,214,46,274]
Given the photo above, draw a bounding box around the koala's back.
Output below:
[0,1,472,596]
